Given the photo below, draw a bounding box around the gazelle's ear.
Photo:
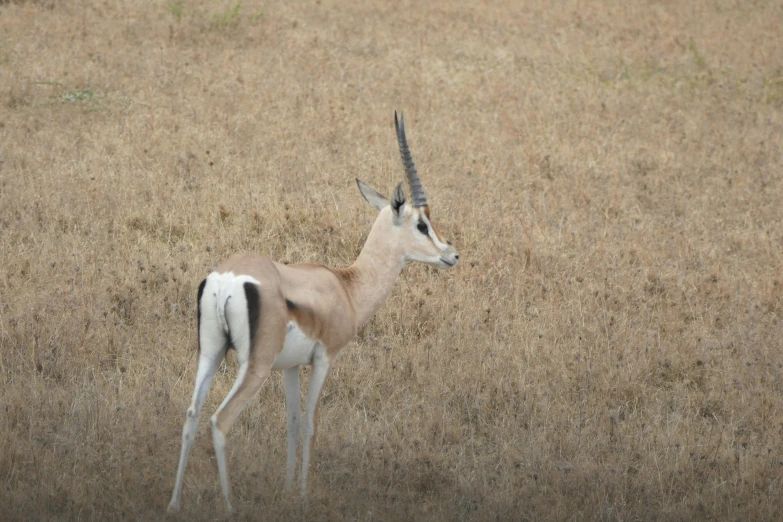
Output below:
[356,179,388,211]
[391,183,406,220]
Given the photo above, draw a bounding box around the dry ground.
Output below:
[1,1,782,520]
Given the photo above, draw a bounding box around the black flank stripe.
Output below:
[244,282,261,353]
[196,278,206,354]
[224,296,234,350]
[285,298,297,311]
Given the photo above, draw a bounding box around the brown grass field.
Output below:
[1,0,782,520]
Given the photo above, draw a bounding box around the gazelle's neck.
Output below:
[337,209,405,328]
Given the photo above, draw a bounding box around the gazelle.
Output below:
[167,112,459,513]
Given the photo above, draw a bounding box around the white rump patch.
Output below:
[203,272,261,358]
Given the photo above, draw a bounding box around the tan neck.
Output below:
[336,210,405,328]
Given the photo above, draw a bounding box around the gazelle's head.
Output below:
[356,112,459,270]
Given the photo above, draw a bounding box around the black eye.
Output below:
[417,221,429,234]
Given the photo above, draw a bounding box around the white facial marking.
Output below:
[419,213,449,250]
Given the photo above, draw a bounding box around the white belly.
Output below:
[271,322,319,371]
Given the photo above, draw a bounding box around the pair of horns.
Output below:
[394,111,428,208]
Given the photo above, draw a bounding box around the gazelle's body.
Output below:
[168,113,458,513]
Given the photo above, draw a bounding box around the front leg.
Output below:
[300,347,331,497]
[283,367,301,490]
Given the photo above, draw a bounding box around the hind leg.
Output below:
[210,365,271,512]
[208,281,287,512]
[168,327,227,512]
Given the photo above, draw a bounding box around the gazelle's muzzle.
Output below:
[439,246,459,268]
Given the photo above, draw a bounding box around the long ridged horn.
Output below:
[394,111,428,208]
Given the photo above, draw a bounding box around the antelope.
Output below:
[167,112,459,513]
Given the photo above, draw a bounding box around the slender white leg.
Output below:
[210,361,249,513]
[300,350,330,496]
[283,367,301,490]
[215,361,249,414]
[168,321,227,513]
[211,417,231,512]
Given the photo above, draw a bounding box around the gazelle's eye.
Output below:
[417,221,429,234]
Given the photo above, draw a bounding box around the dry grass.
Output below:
[1,0,782,520]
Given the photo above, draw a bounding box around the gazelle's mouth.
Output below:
[440,257,456,267]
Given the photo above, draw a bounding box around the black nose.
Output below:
[454,254,459,260]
